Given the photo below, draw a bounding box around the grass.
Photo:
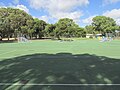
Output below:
[0,39,120,90]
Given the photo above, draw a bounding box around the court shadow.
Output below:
[0,53,120,90]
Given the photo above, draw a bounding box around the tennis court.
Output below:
[0,39,120,90]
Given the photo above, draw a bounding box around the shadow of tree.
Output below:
[0,53,120,90]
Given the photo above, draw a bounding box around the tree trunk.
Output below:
[35,34,37,39]
[0,36,2,41]
[57,35,61,40]
[31,33,33,39]
[14,33,17,40]
[105,33,108,38]
[29,33,32,40]
[8,35,10,40]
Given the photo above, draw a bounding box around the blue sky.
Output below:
[0,0,120,27]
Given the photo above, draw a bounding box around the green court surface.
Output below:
[0,39,120,59]
[0,39,120,90]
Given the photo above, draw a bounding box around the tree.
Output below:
[33,18,47,39]
[0,8,33,40]
[92,16,117,35]
[54,18,73,39]
[74,27,86,37]
[44,24,56,37]
[26,19,34,39]
[85,25,95,34]
[54,18,84,39]
[0,16,4,40]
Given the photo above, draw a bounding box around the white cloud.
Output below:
[0,2,29,13]
[116,19,120,25]
[16,5,29,13]
[103,9,120,25]
[52,11,83,23]
[103,0,120,5]
[82,15,97,25]
[47,0,89,12]
[103,9,120,19]
[28,0,89,23]
[38,15,49,22]
[29,0,89,10]
[33,15,52,23]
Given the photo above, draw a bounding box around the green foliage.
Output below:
[75,27,86,37]
[0,7,33,40]
[33,18,47,38]
[54,18,85,39]
[45,24,56,37]
[85,25,95,34]
[92,16,117,33]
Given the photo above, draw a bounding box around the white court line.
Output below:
[0,50,16,56]
[0,83,120,86]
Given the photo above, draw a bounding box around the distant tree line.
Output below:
[0,8,120,40]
